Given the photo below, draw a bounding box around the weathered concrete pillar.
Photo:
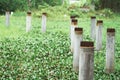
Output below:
[26,11,32,32]
[41,13,47,33]
[71,19,78,52]
[73,27,83,72]
[5,11,10,26]
[96,20,103,51]
[79,41,94,80]
[70,16,76,40]
[105,28,115,73]
[90,16,96,40]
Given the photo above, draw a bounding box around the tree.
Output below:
[0,0,27,14]
[94,0,120,12]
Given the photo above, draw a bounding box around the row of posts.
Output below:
[5,11,47,33]
[70,16,115,80]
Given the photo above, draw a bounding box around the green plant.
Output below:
[34,6,69,19]
[96,9,114,18]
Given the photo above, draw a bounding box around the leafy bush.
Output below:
[34,6,69,19]
[69,9,82,18]
[96,9,114,18]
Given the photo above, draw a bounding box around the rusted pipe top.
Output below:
[75,27,83,31]
[81,41,94,48]
[42,12,47,16]
[71,19,78,26]
[70,15,76,19]
[27,11,32,16]
[72,19,77,23]
[91,16,96,19]
[97,20,103,26]
[107,28,115,33]
[75,27,83,34]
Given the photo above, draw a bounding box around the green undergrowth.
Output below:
[0,11,120,79]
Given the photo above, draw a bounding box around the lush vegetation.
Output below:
[95,0,120,12]
[0,8,120,79]
[1,0,120,14]
[0,0,63,14]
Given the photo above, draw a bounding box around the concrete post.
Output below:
[79,41,94,80]
[73,27,83,72]
[105,28,115,73]
[41,13,47,33]
[71,19,78,52]
[90,16,96,40]
[70,16,76,39]
[96,20,103,51]
[26,11,32,32]
[5,11,10,26]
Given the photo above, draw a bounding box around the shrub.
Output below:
[34,5,69,18]
[96,9,114,18]
[0,0,28,14]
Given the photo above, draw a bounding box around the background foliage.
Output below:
[94,0,120,12]
[0,0,63,14]
[0,0,120,14]
[0,0,28,13]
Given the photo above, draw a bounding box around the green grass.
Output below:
[0,12,120,80]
